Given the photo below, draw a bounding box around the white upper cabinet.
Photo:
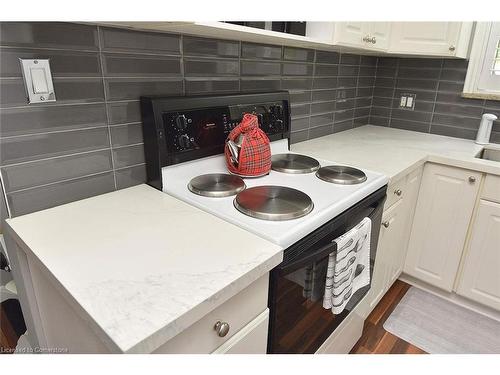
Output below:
[306,22,391,52]
[369,22,392,51]
[389,22,473,58]
[335,22,370,48]
[307,22,472,57]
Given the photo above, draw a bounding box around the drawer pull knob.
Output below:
[468,176,476,183]
[214,321,230,337]
[382,221,390,228]
[394,189,402,196]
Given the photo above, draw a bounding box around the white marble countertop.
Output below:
[4,184,283,353]
[292,125,500,183]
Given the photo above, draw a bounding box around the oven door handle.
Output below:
[277,241,337,275]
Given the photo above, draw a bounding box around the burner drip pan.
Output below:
[188,173,246,197]
[234,185,313,221]
[316,166,367,185]
[271,153,320,174]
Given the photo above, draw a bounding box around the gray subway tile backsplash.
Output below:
[281,78,313,90]
[315,50,340,65]
[314,64,339,77]
[107,101,142,125]
[283,47,314,62]
[371,56,499,138]
[102,53,182,77]
[6,172,115,217]
[110,123,144,147]
[183,36,239,57]
[115,164,147,190]
[0,48,101,78]
[0,78,104,107]
[185,58,239,76]
[0,22,99,50]
[0,127,110,165]
[282,62,313,76]
[289,90,312,104]
[241,43,282,60]
[112,144,145,169]
[104,78,183,101]
[291,117,310,132]
[1,21,498,222]
[1,150,113,193]
[308,124,332,139]
[99,27,180,55]
[0,103,107,137]
[240,77,281,92]
[185,78,239,94]
[240,60,281,76]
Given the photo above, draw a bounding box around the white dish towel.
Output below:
[323,217,371,314]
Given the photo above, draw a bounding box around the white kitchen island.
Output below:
[4,185,282,353]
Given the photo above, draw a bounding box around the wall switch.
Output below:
[19,59,56,104]
[399,93,416,110]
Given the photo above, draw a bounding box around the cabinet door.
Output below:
[369,22,392,51]
[334,22,370,48]
[394,168,423,277]
[389,22,461,56]
[457,200,500,310]
[383,199,407,287]
[358,200,403,318]
[404,164,481,292]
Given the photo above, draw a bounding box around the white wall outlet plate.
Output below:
[400,93,416,110]
[19,59,56,104]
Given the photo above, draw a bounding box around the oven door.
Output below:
[267,186,386,354]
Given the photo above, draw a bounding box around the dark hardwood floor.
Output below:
[350,280,426,354]
[0,280,425,354]
[0,298,26,354]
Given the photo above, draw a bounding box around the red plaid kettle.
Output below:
[224,113,271,177]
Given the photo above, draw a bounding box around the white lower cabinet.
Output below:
[456,199,500,310]
[213,310,269,354]
[359,167,422,319]
[404,163,482,292]
[154,274,269,354]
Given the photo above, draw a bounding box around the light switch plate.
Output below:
[19,59,56,104]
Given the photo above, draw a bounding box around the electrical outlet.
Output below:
[399,93,416,110]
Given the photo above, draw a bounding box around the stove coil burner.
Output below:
[188,173,246,197]
[271,153,320,174]
[316,166,367,185]
[234,185,314,221]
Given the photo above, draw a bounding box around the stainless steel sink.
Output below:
[476,147,500,162]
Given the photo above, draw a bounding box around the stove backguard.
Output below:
[140,91,291,190]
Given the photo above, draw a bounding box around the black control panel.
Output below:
[141,91,291,190]
[163,101,286,153]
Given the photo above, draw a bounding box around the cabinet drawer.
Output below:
[212,309,269,354]
[385,177,406,209]
[482,174,500,203]
[153,274,269,353]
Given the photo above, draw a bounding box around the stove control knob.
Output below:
[275,119,284,131]
[176,115,188,131]
[178,134,191,149]
[274,104,283,117]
